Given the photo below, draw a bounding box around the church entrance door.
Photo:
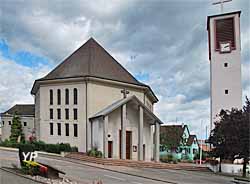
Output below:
[108,141,112,158]
[126,131,132,159]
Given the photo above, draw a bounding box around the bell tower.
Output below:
[207,11,242,131]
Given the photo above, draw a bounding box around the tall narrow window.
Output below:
[73,88,78,105]
[49,89,53,105]
[50,123,53,135]
[73,124,78,137]
[57,109,61,119]
[9,121,11,125]
[65,89,69,105]
[65,108,69,120]
[23,122,27,126]
[50,109,53,119]
[57,123,61,136]
[65,123,69,136]
[73,108,78,120]
[57,89,61,105]
[225,89,229,94]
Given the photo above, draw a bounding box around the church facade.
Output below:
[1,38,162,161]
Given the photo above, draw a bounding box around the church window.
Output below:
[73,88,78,105]
[73,108,78,120]
[50,109,53,119]
[57,109,61,119]
[57,123,61,136]
[73,124,78,137]
[23,122,27,126]
[50,123,53,135]
[57,89,61,105]
[65,123,69,136]
[49,89,53,105]
[65,89,69,105]
[225,89,229,94]
[224,63,228,67]
[9,121,11,125]
[215,17,235,50]
[65,108,69,120]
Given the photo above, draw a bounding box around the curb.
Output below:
[0,146,18,152]
[41,154,178,184]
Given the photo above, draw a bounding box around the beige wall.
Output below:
[1,116,34,141]
[37,81,86,152]
[209,13,242,130]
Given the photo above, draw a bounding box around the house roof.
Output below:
[1,104,35,117]
[89,95,163,124]
[31,38,158,102]
[187,135,197,146]
[160,125,187,148]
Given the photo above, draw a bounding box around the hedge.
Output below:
[0,139,78,154]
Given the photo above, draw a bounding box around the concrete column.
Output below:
[121,104,126,160]
[103,116,109,158]
[138,106,144,161]
[154,122,160,162]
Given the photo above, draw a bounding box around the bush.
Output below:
[160,154,174,163]
[87,148,103,158]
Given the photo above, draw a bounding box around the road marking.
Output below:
[104,174,126,181]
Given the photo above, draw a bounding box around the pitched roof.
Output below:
[40,38,143,84]
[187,135,197,146]
[1,104,35,116]
[89,95,163,124]
[160,125,186,148]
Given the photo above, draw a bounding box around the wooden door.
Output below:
[143,144,146,161]
[126,131,132,159]
[108,141,112,158]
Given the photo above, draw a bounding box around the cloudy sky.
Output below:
[0,0,249,139]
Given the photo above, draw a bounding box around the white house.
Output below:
[0,104,35,141]
[1,38,163,161]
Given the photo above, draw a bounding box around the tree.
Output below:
[208,97,250,177]
[10,114,25,143]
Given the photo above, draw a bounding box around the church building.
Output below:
[1,38,162,161]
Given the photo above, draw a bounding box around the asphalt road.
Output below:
[0,150,234,184]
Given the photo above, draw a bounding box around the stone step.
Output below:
[65,153,210,172]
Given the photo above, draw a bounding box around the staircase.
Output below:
[65,152,210,172]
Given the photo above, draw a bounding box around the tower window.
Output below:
[57,109,61,119]
[65,89,69,105]
[50,109,53,119]
[73,124,78,137]
[50,89,53,105]
[73,108,78,120]
[50,123,53,135]
[224,63,228,67]
[215,17,235,50]
[65,123,69,136]
[2,121,4,125]
[57,123,61,136]
[23,122,27,126]
[65,108,69,120]
[57,89,61,105]
[225,89,229,94]
[9,121,11,125]
[73,88,78,105]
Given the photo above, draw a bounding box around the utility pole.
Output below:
[199,120,203,165]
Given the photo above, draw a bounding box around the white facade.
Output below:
[1,115,34,141]
[208,12,242,130]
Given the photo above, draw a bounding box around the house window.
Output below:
[57,109,61,119]
[65,123,69,136]
[50,109,53,119]
[73,88,78,105]
[65,109,69,120]
[49,89,53,105]
[23,122,27,126]
[65,89,69,105]
[9,121,11,125]
[57,123,61,136]
[215,17,235,50]
[50,123,53,135]
[225,89,229,94]
[73,108,78,120]
[57,89,61,105]
[73,124,78,137]
[224,63,228,67]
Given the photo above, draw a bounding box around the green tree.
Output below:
[208,97,250,177]
[10,114,24,143]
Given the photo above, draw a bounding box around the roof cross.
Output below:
[212,0,232,13]
[121,88,130,98]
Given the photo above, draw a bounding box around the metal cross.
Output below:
[121,88,130,98]
[212,0,232,13]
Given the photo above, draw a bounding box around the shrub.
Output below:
[87,148,103,158]
[160,154,174,163]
